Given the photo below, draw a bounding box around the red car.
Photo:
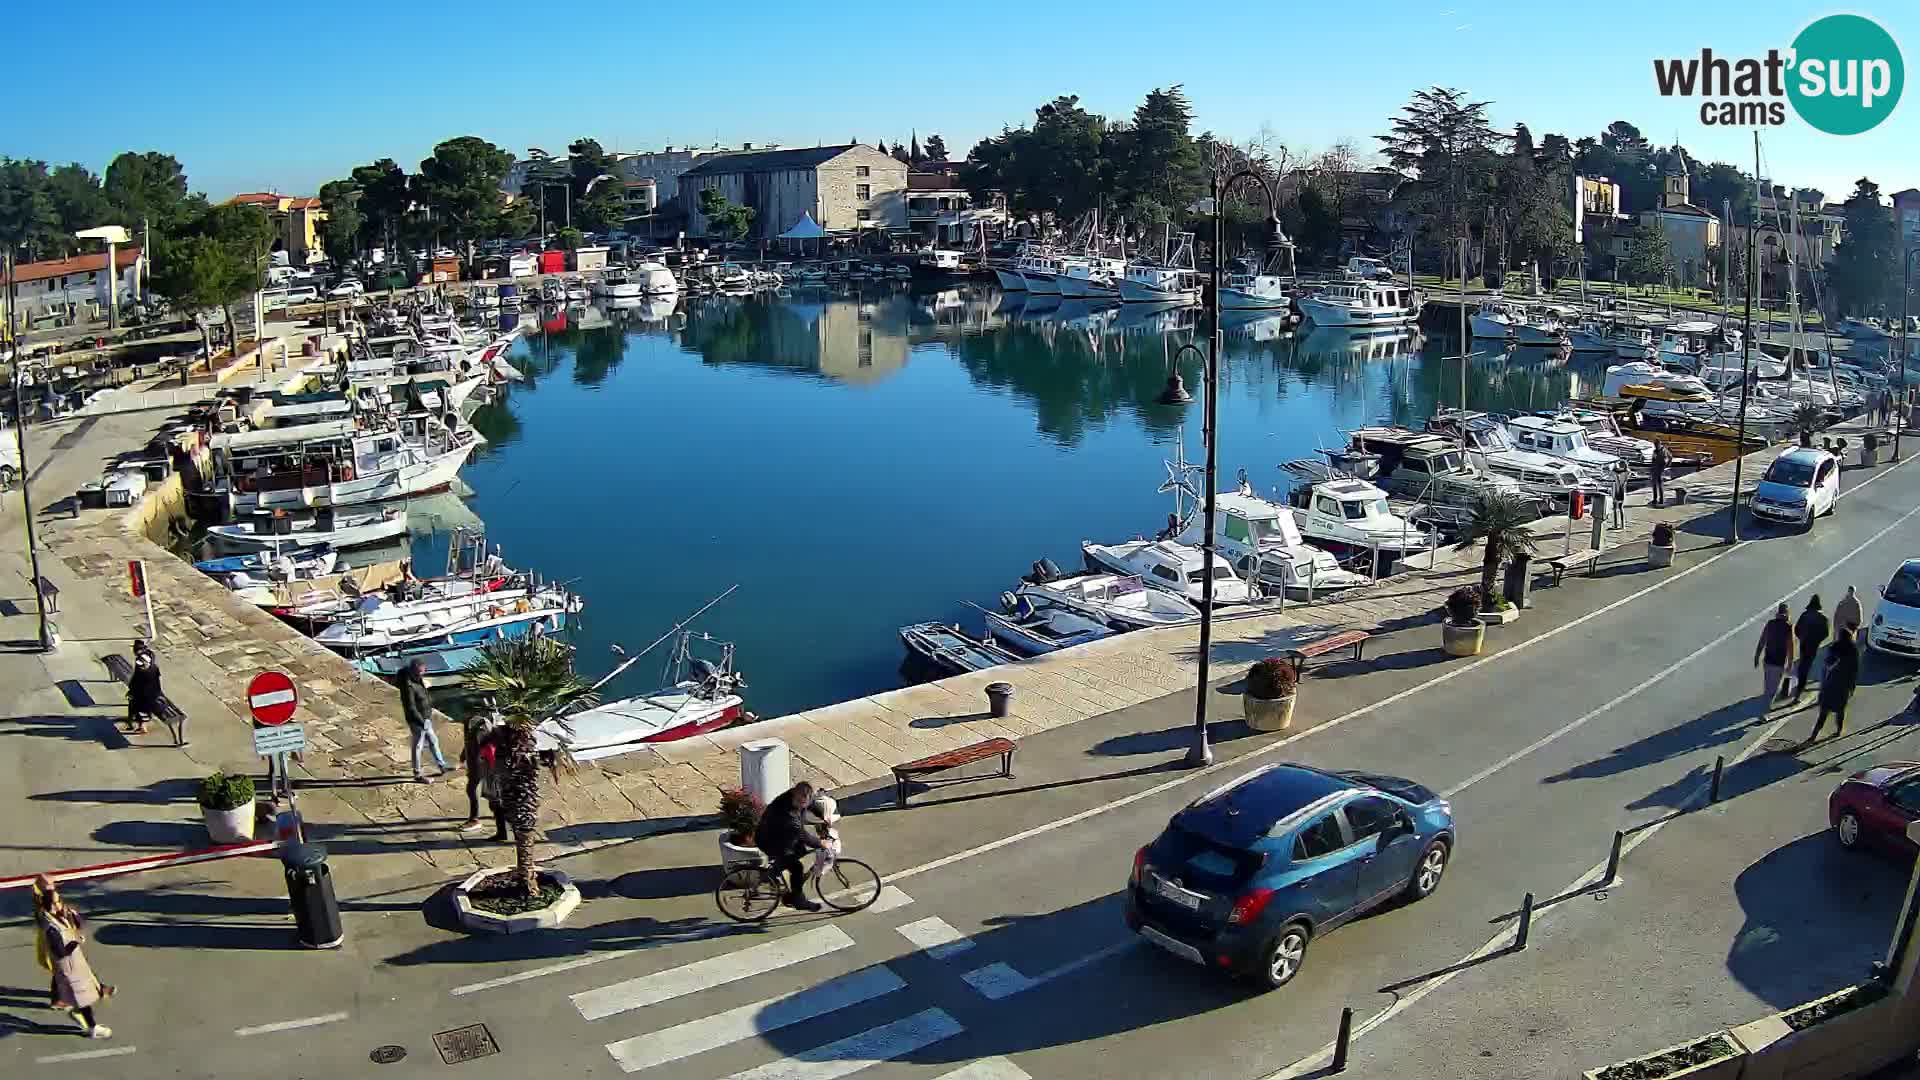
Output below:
[1830,762,1920,853]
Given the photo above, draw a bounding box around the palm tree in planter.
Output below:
[1792,401,1825,449]
[1453,490,1539,616]
[466,635,600,898]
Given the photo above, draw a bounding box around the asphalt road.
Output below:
[10,454,1920,1080]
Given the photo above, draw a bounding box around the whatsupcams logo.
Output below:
[1653,13,1903,134]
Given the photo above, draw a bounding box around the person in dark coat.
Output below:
[124,643,163,736]
[1791,595,1829,702]
[754,781,822,910]
[1649,442,1671,507]
[1754,603,1795,707]
[402,659,449,782]
[1809,627,1860,741]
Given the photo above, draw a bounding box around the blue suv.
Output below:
[1126,763,1456,989]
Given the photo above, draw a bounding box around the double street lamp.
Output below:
[1157,165,1286,768]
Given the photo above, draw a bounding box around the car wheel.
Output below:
[1837,810,1864,850]
[1257,923,1311,990]
[1404,839,1450,901]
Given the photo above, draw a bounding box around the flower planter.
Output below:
[1731,984,1903,1080]
[452,867,581,934]
[1582,1032,1745,1080]
[202,803,256,844]
[1442,621,1485,657]
[1648,543,1675,569]
[1242,692,1296,733]
[720,835,766,871]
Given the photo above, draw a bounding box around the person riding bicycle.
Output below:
[754,781,823,911]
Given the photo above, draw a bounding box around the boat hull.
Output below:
[1023,272,1061,295]
[230,442,477,514]
[1118,278,1199,304]
[1218,289,1291,310]
[1295,297,1418,327]
[993,268,1029,291]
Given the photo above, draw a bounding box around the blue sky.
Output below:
[7,2,1914,203]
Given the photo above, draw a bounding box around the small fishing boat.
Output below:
[194,542,336,578]
[1217,243,1297,310]
[1177,483,1369,596]
[986,594,1115,655]
[1082,539,1257,606]
[1280,472,1435,558]
[313,581,578,653]
[537,632,748,759]
[900,622,1021,676]
[1015,561,1199,629]
[206,506,409,551]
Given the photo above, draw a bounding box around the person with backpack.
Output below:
[458,710,500,835]
[1791,595,1829,702]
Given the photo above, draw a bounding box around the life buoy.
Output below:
[340,465,355,481]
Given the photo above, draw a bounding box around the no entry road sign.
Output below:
[247,670,299,726]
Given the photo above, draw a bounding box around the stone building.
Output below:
[678,145,906,240]
[1636,170,1721,286]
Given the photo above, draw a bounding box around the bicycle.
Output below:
[715,845,883,923]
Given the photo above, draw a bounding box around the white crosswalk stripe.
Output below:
[605,966,907,1072]
[934,1058,1034,1080]
[572,925,855,1021]
[894,916,976,961]
[721,1007,964,1080]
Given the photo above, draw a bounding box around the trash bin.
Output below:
[986,682,1015,718]
[281,842,344,949]
[1503,553,1534,610]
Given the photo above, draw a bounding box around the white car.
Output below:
[325,279,364,299]
[1869,561,1920,657]
[1748,447,1839,528]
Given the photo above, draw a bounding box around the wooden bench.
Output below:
[33,575,59,614]
[892,737,1016,808]
[1539,549,1602,586]
[1284,629,1371,671]
[100,653,187,746]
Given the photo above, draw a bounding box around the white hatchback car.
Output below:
[1869,560,1920,658]
[1748,447,1839,528]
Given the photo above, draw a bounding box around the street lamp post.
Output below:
[3,252,54,652]
[1897,249,1917,463]
[1158,165,1285,768]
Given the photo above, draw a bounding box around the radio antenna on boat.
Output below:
[589,584,739,693]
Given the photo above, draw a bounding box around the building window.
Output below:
[857,209,872,222]
[856,166,870,178]
[856,184,870,200]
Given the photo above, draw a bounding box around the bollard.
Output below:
[986,682,1014,719]
[1709,755,1725,803]
[1515,891,1534,950]
[1331,1006,1354,1072]
[1604,829,1624,886]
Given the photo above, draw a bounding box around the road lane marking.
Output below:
[887,453,1914,889]
[36,1045,136,1064]
[935,1058,1034,1080]
[448,924,739,996]
[605,966,906,1073]
[573,925,855,1021]
[724,1007,964,1080]
[233,1011,349,1037]
[866,885,914,913]
[895,916,976,960]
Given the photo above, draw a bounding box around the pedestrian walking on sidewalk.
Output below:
[32,876,113,1039]
[1810,627,1861,741]
[122,642,163,737]
[1650,443,1670,508]
[1792,596,1830,702]
[402,659,449,782]
[1835,586,1864,640]
[457,710,507,839]
[1755,603,1795,707]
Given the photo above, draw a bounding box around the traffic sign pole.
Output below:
[246,670,302,815]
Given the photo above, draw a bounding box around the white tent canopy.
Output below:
[779,213,827,240]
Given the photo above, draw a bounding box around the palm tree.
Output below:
[1791,401,1825,448]
[1452,490,1539,610]
[465,635,598,897]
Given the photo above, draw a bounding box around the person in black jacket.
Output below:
[124,642,164,737]
[1791,595,1829,702]
[402,659,449,782]
[1809,627,1860,741]
[754,781,822,911]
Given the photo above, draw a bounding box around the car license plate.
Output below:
[1152,874,1204,910]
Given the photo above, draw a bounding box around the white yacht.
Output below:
[632,260,679,295]
[1295,280,1420,327]
[1424,412,1586,505]
[1284,477,1434,558]
[1218,244,1296,310]
[595,268,643,299]
[1471,301,1566,344]
[1504,414,1626,486]
[1081,539,1257,606]
[1657,320,1726,368]
[1015,562,1200,629]
[1179,486,1368,595]
[1538,406,1657,467]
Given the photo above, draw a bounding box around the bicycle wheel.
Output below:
[716,866,780,922]
[814,858,883,912]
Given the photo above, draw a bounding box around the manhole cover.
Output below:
[369,1045,407,1065]
[434,1023,500,1064]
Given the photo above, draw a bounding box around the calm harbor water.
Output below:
[425,287,1604,719]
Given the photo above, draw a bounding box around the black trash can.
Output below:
[281,842,344,949]
[986,682,1015,719]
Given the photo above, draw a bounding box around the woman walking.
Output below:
[1810,627,1861,742]
[33,876,113,1039]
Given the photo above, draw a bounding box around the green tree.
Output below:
[1378,87,1506,277]
[1622,220,1675,287]
[923,133,948,162]
[565,138,625,233]
[147,233,236,357]
[103,151,193,233]
[1453,490,1539,612]
[349,158,411,255]
[317,180,364,266]
[698,187,754,241]
[47,164,113,248]
[1296,185,1341,263]
[465,635,598,897]
[0,159,61,261]
[889,141,911,164]
[1826,178,1899,317]
[553,227,583,251]
[1117,86,1204,233]
[411,136,517,257]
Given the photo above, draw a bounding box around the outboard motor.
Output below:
[999,591,1021,615]
[689,657,721,697]
[1037,558,1061,582]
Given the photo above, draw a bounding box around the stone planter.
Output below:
[1581,1031,1746,1080]
[720,835,766,871]
[1731,985,1903,1080]
[1242,692,1296,733]
[1478,606,1519,626]
[1442,621,1485,657]
[1648,542,1675,569]
[202,802,256,845]
[1862,445,1882,468]
[452,867,581,934]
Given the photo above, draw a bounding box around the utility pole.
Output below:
[5,250,54,651]
[1457,236,1468,447]
[1731,133,1760,544]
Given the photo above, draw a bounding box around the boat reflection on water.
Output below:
[1222,310,1297,343]
[1287,324,1424,363]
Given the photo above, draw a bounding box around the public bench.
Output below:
[100,652,187,746]
[892,737,1016,808]
[33,575,59,614]
[1283,630,1371,671]
[1539,549,1602,586]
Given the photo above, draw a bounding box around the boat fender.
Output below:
[999,591,1020,615]
[340,465,355,481]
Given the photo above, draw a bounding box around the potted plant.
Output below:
[1454,490,1538,618]
[1862,431,1882,467]
[1648,522,1676,569]
[1583,1032,1744,1079]
[197,770,256,844]
[1442,587,1486,656]
[1479,588,1518,625]
[1242,657,1298,733]
[717,786,767,869]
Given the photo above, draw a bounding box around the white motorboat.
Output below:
[1536,406,1657,467]
[1424,411,1585,505]
[1019,252,1069,295]
[314,581,579,653]
[1178,486,1367,595]
[1119,233,1202,303]
[1295,280,1420,327]
[1082,539,1257,606]
[1283,477,1434,557]
[1015,561,1199,629]
[1058,257,1125,300]
[596,269,644,299]
[1338,430,1546,531]
[536,634,746,759]
[1568,316,1658,358]
[211,415,481,514]
[1218,243,1297,310]
[986,593,1115,656]
[1658,320,1726,368]
[207,506,409,550]
[1504,414,1626,486]
[563,276,592,301]
[1470,301,1566,344]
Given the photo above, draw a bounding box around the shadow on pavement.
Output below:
[582,865,715,902]
[1090,719,1254,757]
[92,919,293,951]
[0,713,129,749]
[31,778,199,806]
[1727,830,1907,1009]
[1544,698,1767,788]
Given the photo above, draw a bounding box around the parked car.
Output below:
[1748,446,1838,528]
[1869,560,1920,657]
[1126,763,1455,989]
[1830,762,1920,853]
[325,278,364,299]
